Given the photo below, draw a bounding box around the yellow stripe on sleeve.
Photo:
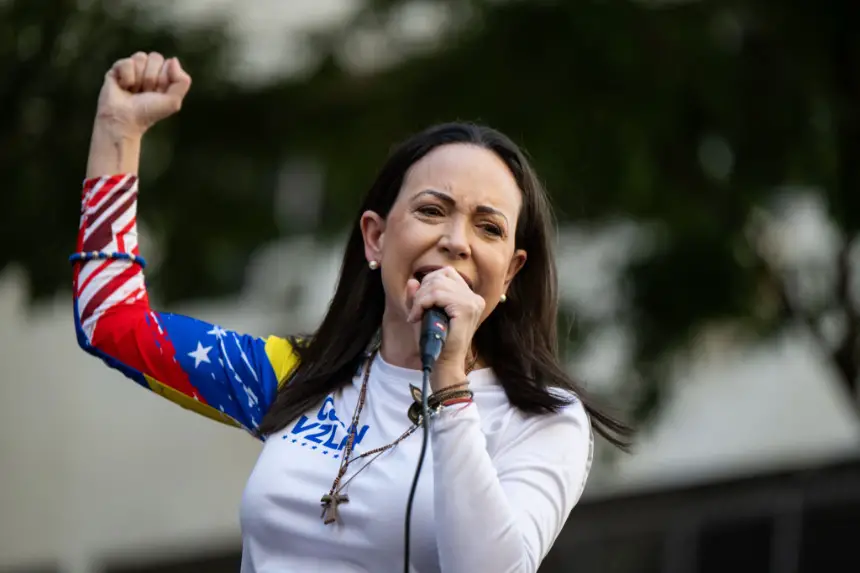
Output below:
[143,374,245,429]
[264,335,301,388]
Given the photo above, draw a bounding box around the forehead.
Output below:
[400,143,523,214]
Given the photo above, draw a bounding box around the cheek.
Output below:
[380,218,424,275]
[477,250,513,295]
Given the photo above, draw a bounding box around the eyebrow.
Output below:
[414,189,509,224]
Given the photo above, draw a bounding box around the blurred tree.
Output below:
[5,0,860,426]
[260,0,860,424]
[0,0,278,302]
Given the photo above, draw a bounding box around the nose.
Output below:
[438,218,471,260]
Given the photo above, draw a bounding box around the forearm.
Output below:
[431,407,530,573]
[74,174,143,338]
[86,120,142,179]
[430,395,591,573]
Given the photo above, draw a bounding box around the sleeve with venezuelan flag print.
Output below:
[72,174,299,437]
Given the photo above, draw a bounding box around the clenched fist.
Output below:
[95,51,192,138]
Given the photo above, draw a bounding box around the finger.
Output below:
[409,285,454,323]
[440,266,469,288]
[110,59,135,90]
[407,287,431,323]
[165,58,192,102]
[156,58,171,93]
[405,278,421,321]
[141,52,164,92]
[423,267,469,292]
[130,52,148,92]
[408,290,434,324]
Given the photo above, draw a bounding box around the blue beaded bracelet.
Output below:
[69,251,147,268]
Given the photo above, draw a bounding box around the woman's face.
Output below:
[361,143,527,324]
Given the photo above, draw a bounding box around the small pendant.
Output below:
[408,385,424,425]
[407,402,424,426]
[321,493,349,525]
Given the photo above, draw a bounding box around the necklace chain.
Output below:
[321,349,392,524]
[319,348,476,525]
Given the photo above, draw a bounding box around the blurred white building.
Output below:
[2,225,858,572]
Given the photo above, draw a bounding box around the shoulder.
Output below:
[262,335,301,386]
[483,384,591,455]
[502,387,592,471]
[475,377,590,441]
[548,387,590,429]
[514,388,591,445]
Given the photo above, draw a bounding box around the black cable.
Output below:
[403,366,432,572]
[405,306,447,571]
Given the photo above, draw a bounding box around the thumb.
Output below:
[406,278,421,322]
[165,58,192,101]
[102,67,126,97]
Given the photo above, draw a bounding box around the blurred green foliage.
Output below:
[3,0,859,424]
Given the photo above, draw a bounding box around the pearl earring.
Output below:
[500,293,507,303]
[368,260,379,270]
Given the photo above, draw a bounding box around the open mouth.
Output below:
[413,266,474,291]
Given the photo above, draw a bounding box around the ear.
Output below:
[505,249,527,288]
[360,210,386,265]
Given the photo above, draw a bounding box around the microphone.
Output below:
[419,306,449,371]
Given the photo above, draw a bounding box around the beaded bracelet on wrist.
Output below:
[440,396,473,408]
[69,251,147,268]
[428,387,473,408]
[407,387,474,425]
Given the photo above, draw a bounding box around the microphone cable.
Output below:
[403,307,448,573]
[403,365,432,573]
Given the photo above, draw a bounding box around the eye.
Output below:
[417,205,445,217]
[481,223,504,237]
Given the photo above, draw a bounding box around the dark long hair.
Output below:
[258,122,632,449]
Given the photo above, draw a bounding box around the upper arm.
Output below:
[81,305,298,435]
[493,399,594,565]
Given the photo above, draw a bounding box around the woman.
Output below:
[73,52,630,573]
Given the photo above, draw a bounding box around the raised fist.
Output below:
[95,51,192,138]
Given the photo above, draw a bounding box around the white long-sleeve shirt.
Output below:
[71,174,594,573]
[239,354,593,573]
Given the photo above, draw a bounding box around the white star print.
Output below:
[208,325,228,339]
[188,341,212,368]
